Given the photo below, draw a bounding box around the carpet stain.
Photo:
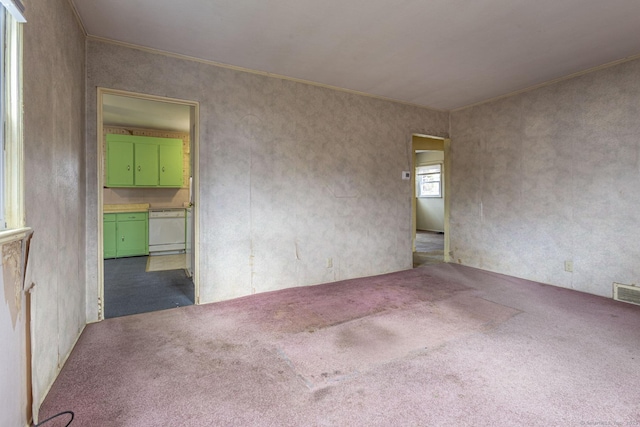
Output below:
[313,387,331,402]
[278,291,520,388]
[337,323,398,349]
[216,269,471,334]
[444,374,465,388]
[204,339,241,352]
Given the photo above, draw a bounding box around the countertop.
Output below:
[103,203,150,213]
[103,203,190,213]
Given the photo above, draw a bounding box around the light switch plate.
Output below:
[402,171,410,180]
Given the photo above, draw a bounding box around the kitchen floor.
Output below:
[413,230,445,267]
[103,255,194,318]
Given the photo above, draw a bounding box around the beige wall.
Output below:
[21,0,86,418]
[450,56,640,297]
[84,39,449,315]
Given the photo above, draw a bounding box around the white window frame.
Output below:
[0,6,6,230]
[416,163,442,198]
[0,0,27,244]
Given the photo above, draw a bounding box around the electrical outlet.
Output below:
[564,260,573,273]
[326,258,333,268]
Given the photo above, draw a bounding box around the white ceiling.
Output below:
[72,0,640,110]
[103,94,191,132]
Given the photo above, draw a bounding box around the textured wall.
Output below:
[85,40,448,315]
[22,0,86,413]
[450,57,640,297]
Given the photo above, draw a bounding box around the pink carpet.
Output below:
[39,264,640,426]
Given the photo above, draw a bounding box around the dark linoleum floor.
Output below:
[103,256,194,318]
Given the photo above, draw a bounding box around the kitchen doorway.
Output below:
[97,88,200,319]
[411,135,450,267]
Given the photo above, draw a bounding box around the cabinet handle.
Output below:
[138,166,141,171]
[162,166,165,172]
[121,236,124,241]
[127,165,130,171]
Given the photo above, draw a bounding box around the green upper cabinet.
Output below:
[159,144,183,187]
[135,142,159,186]
[106,140,134,186]
[106,134,184,188]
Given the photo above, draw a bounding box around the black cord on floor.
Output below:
[33,410,74,426]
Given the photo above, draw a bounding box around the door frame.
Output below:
[96,87,200,320]
[411,134,451,262]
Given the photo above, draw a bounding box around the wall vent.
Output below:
[613,283,640,306]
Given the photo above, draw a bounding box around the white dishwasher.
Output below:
[148,209,186,254]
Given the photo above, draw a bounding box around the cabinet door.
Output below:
[116,219,148,257]
[103,218,117,259]
[159,143,183,187]
[106,141,134,186]
[135,143,159,186]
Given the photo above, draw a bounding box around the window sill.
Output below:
[0,226,32,245]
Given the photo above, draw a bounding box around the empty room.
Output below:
[2,1,640,426]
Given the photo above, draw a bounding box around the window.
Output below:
[416,164,441,198]
[0,6,6,229]
[0,0,25,239]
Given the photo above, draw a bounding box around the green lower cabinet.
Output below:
[104,212,148,259]
[103,214,117,258]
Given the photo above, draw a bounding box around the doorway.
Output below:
[411,135,450,267]
[97,88,199,319]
